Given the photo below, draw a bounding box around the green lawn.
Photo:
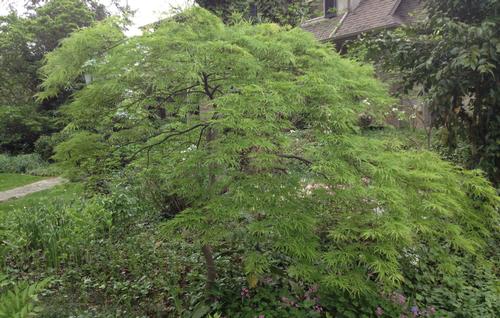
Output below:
[0,173,45,191]
[0,183,84,213]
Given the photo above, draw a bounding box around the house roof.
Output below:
[301,0,423,42]
[301,14,345,41]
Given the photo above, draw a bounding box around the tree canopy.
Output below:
[37,8,499,316]
[351,0,500,184]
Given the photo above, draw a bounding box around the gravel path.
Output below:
[0,177,67,203]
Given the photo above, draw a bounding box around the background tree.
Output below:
[353,0,500,184]
[0,0,111,153]
[195,0,312,25]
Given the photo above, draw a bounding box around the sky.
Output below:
[0,0,194,35]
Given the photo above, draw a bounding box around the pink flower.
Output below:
[397,294,406,305]
[375,306,384,317]
[241,287,250,299]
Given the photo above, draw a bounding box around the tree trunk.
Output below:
[199,79,218,297]
[202,244,217,294]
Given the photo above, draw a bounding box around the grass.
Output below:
[0,173,46,191]
[0,183,84,213]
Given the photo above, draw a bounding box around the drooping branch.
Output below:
[277,153,313,165]
[129,123,209,162]
[276,153,330,179]
[196,124,210,148]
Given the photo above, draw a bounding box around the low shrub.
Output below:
[0,153,47,174]
[34,135,56,162]
[0,105,51,154]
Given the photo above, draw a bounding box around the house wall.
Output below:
[337,0,350,13]
[308,0,363,17]
[349,0,362,11]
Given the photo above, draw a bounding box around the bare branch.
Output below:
[276,153,330,179]
[129,123,209,162]
[196,124,210,148]
[277,154,313,165]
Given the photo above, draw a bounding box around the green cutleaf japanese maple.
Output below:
[40,7,498,304]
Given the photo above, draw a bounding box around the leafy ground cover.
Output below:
[0,173,45,192]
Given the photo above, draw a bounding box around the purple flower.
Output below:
[411,306,419,316]
[258,315,265,318]
[314,305,324,313]
[375,306,384,317]
[388,292,407,305]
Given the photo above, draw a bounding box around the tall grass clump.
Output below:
[2,199,112,269]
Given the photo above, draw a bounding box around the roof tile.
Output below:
[300,0,423,41]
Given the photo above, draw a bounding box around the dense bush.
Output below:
[0,105,51,154]
[34,133,67,162]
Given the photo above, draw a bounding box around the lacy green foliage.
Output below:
[37,18,125,100]
[349,0,500,184]
[0,275,48,318]
[37,7,499,315]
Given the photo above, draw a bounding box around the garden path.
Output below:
[0,177,67,202]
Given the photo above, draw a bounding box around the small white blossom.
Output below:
[373,206,385,215]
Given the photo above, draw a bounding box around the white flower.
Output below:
[373,206,385,215]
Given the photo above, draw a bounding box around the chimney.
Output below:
[324,0,337,18]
